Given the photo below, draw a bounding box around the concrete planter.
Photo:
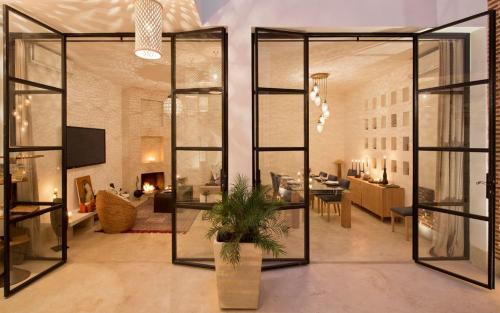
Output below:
[213,240,263,309]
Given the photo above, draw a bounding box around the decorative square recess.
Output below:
[391,137,397,150]
[403,136,410,151]
[391,113,397,127]
[391,160,397,173]
[403,161,410,175]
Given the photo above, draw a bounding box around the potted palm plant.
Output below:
[206,174,289,309]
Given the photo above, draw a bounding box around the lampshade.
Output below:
[134,0,163,60]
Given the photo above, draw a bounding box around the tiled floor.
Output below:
[1,206,499,313]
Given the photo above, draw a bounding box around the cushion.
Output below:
[390,206,413,216]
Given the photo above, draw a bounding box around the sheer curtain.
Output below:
[14,39,41,255]
[430,39,465,257]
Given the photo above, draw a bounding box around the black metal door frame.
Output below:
[251,30,415,269]
[170,27,229,269]
[413,10,496,289]
[3,4,67,297]
[252,28,310,269]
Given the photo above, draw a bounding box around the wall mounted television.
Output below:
[67,126,106,169]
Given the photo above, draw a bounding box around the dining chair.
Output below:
[339,178,350,190]
[327,174,338,181]
[317,189,343,222]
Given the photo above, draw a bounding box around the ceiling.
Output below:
[1,0,202,33]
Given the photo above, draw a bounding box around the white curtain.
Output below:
[430,39,465,257]
[14,40,41,256]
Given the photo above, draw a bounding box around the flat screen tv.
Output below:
[67,126,106,169]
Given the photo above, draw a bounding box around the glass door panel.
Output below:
[414,11,495,289]
[172,28,227,268]
[254,28,309,268]
[3,5,66,297]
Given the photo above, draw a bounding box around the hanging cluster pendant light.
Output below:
[134,0,163,60]
[310,73,330,133]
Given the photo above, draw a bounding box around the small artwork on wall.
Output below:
[76,175,96,213]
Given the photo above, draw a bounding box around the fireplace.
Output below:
[141,172,165,191]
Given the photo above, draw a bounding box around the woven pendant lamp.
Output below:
[134,0,163,60]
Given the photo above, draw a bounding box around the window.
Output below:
[403,161,410,175]
[372,97,377,109]
[372,137,377,149]
[381,94,386,107]
[381,116,386,128]
[381,137,387,150]
[391,137,397,150]
[372,117,377,129]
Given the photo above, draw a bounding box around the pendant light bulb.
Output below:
[323,109,330,119]
[313,84,319,93]
[314,95,321,107]
[321,101,329,113]
[316,123,324,133]
[310,90,317,101]
[319,115,326,125]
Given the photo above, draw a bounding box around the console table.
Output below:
[347,177,404,221]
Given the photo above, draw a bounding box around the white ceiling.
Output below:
[1,0,202,33]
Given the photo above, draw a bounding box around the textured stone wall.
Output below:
[343,63,413,205]
[67,62,123,211]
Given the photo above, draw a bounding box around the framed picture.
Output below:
[76,175,95,205]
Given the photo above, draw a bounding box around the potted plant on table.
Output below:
[206,174,289,309]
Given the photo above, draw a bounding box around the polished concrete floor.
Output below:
[1,206,500,313]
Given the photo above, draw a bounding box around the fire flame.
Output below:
[143,183,155,193]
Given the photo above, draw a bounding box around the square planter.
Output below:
[213,240,263,309]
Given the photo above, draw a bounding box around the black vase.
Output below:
[382,167,389,185]
[133,189,143,198]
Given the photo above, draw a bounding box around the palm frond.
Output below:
[206,174,289,266]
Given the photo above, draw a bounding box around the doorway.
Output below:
[251,10,496,289]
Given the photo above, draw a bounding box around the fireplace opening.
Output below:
[141,172,165,192]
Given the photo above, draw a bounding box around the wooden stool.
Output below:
[0,234,31,287]
[390,207,412,241]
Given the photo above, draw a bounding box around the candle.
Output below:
[351,160,354,170]
[383,156,387,168]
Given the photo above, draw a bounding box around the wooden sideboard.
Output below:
[347,177,404,221]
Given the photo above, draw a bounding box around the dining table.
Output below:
[280,174,351,228]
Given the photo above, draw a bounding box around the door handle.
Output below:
[476,181,487,185]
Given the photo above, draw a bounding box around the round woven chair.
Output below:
[96,190,137,233]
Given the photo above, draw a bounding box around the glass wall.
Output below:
[2,6,66,296]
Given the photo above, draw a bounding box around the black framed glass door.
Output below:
[252,28,309,269]
[171,28,228,268]
[414,11,496,288]
[2,5,67,297]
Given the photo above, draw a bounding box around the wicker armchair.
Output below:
[96,190,137,233]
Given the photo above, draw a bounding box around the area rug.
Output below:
[127,198,200,233]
